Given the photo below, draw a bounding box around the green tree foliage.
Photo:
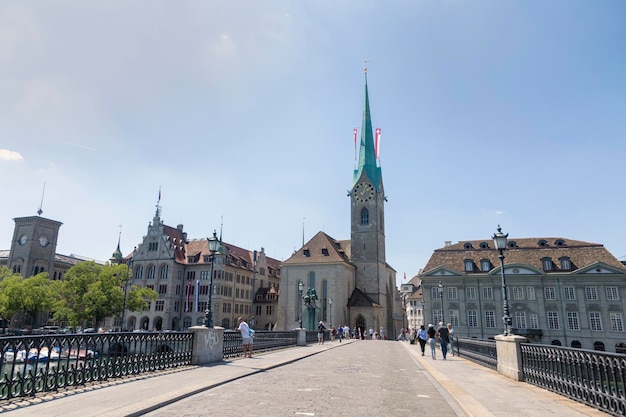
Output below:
[21,273,61,327]
[0,266,24,320]
[56,262,157,329]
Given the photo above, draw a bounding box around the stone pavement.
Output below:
[0,339,610,417]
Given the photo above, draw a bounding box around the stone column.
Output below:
[188,326,224,365]
[494,334,527,381]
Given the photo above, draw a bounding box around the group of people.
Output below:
[411,322,454,360]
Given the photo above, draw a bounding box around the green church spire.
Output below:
[353,68,382,190]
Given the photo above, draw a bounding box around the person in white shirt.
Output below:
[237,317,254,358]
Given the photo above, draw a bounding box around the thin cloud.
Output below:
[0,149,23,161]
[61,141,99,152]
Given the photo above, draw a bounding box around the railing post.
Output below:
[494,334,527,381]
[296,328,307,346]
[188,326,224,365]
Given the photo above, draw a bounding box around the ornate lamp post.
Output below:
[204,230,220,328]
[298,281,304,329]
[437,281,445,324]
[493,225,512,336]
[328,298,332,326]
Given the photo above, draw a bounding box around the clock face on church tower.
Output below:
[353,182,374,202]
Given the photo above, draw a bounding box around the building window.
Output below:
[547,312,560,330]
[567,312,580,330]
[200,270,210,280]
[606,287,619,301]
[266,305,274,315]
[432,310,442,324]
[563,287,576,301]
[485,311,495,328]
[467,310,478,327]
[466,287,476,300]
[480,259,491,272]
[610,313,624,332]
[174,301,180,312]
[529,313,539,329]
[431,287,440,299]
[447,287,457,300]
[303,249,310,257]
[482,287,493,300]
[541,257,553,271]
[526,287,536,300]
[159,264,168,279]
[360,208,369,226]
[158,285,167,294]
[463,242,473,250]
[515,311,527,329]
[513,287,524,300]
[559,257,572,270]
[155,300,164,311]
[544,287,556,300]
[449,310,459,327]
[464,259,474,272]
[589,312,602,331]
[586,287,598,300]
[135,265,143,280]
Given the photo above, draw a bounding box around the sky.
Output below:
[1,1,625,288]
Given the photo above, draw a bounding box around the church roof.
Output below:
[283,231,352,265]
[352,71,382,190]
[422,236,626,274]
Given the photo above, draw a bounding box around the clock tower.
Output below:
[349,69,394,335]
[8,216,62,278]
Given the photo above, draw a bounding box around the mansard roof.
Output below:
[422,237,626,274]
[283,231,352,265]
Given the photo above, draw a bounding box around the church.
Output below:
[277,72,398,338]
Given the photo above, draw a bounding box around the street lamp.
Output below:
[493,225,512,336]
[438,281,445,324]
[328,298,332,326]
[298,281,304,329]
[204,230,220,328]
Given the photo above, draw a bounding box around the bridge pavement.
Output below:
[1,339,609,417]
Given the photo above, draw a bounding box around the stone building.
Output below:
[419,235,626,352]
[113,205,280,331]
[277,72,398,338]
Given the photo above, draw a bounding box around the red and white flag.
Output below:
[375,128,381,159]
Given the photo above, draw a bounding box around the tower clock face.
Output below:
[19,234,28,245]
[39,235,49,247]
[353,182,375,202]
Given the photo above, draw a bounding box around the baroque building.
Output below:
[419,236,626,352]
[113,205,280,331]
[277,72,398,337]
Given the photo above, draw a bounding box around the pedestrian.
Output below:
[400,327,406,341]
[427,323,437,359]
[417,325,428,356]
[330,326,337,342]
[344,325,351,339]
[236,317,254,358]
[317,321,326,345]
[438,322,449,360]
[447,323,455,356]
[337,325,344,342]
[369,328,374,339]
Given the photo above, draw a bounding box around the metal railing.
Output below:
[0,332,193,401]
[521,343,626,417]
[223,330,298,358]
[455,337,497,370]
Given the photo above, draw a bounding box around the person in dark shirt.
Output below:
[437,322,450,360]
[427,324,437,359]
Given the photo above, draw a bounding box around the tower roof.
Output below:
[353,70,382,190]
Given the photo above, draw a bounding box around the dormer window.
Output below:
[541,257,553,271]
[538,240,548,247]
[479,242,489,249]
[555,239,566,247]
[559,257,572,270]
[463,242,473,250]
[507,241,518,248]
[303,248,310,257]
[480,259,491,272]
[321,247,329,256]
[464,259,475,272]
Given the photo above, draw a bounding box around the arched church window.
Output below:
[309,271,315,289]
[160,264,168,279]
[361,208,369,225]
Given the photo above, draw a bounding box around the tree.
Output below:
[0,267,24,327]
[21,273,61,327]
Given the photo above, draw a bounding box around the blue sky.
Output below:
[1,1,625,286]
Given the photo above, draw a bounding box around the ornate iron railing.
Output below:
[0,332,193,401]
[521,343,626,417]
[223,330,298,358]
[455,337,497,370]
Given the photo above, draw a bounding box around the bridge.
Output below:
[1,338,608,417]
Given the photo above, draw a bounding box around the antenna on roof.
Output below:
[37,182,46,216]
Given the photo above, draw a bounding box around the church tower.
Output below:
[350,69,388,304]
